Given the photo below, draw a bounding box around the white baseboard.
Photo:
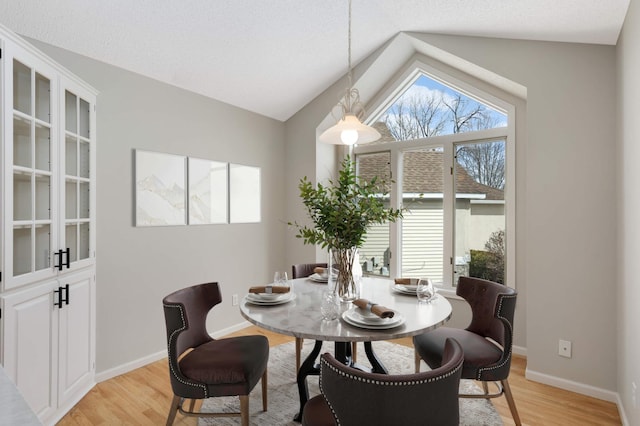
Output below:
[525,368,619,403]
[527,370,630,425]
[95,320,251,383]
[615,393,631,426]
[512,344,526,357]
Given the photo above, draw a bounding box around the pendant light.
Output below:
[319,0,380,145]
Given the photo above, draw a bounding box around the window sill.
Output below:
[436,287,463,301]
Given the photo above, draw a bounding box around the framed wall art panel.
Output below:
[135,150,187,226]
[229,164,261,224]
[188,158,228,224]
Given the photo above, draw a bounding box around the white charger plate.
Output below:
[392,285,418,295]
[342,308,405,329]
[245,293,295,305]
[309,273,328,283]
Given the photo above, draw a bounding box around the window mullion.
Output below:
[389,149,402,278]
[443,144,455,288]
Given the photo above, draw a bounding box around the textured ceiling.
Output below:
[0,0,630,121]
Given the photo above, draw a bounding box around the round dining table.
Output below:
[239,276,452,421]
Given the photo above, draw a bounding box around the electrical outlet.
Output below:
[558,339,572,358]
[232,294,239,306]
[632,382,637,408]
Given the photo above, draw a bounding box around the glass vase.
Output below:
[329,247,362,302]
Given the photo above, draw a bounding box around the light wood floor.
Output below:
[59,326,622,426]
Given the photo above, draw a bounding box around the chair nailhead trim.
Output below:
[319,356,462,426]
[321,356,462,386]
[476,293,516,380]
[163,303,208,398]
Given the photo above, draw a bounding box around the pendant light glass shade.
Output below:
[319,114,381,145]
[319,0,380,146]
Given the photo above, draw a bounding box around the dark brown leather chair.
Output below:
[162,282,269,426]
[301,338,464,426]
[413,276,521,425]
[292,263,328,280]
[291,263,328,370]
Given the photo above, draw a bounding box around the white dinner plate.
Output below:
[342,308,405,329]
[245,293,295,305]
[248,292,285,301]
[392,285,439,296]
[309,273,328,283]
[392,285,417,295]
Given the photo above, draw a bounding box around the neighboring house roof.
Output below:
[358,139,504,201]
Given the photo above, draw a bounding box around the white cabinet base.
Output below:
[1,270,95,426]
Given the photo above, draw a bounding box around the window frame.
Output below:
[354,60,516,293]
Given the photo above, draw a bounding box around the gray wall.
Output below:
[29,41,288,373]
[618,1,640,423]
[286,33,618,395]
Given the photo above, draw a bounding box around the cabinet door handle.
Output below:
[62,284,70,306]
[54,249,65,271]
[64,248,71,269]
[54,287,63,309]
[53,284,70,309]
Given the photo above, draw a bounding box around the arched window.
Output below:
[354,62,515,290]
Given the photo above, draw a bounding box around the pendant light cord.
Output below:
[346,0,353,113]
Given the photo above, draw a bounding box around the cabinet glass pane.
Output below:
[79,182,90,219]
[66,135,78,176]
[79,223,90,260]
[66,180,78,219]
[35,73,50,123]
[35,224,51,271]
[13,226,31,276]
[13,172,32,220]
[65,90,77,132]
[13,116,31,167]
[13,60,31,115]
[79,141,90,178]
[65,224,78,262]
[35,124,51,171]
[79,98,90,138]
[35,174,51,220]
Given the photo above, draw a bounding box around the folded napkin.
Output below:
[353,298,395,319]
[249,286,290,294]
[394,278,418,285]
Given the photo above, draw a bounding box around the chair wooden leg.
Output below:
[296,337,303,371]
[482,381,490,395]
[240,394,249,426]
[261,368,268,411]
[166,395,180,426]
[502,379,522,426]
[414,348,421,373]
[352,342,357,362]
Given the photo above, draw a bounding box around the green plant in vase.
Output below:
[290,156,404,301]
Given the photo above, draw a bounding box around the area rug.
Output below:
[199,340,502,425]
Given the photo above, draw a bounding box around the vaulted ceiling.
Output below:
[0,0,630,121]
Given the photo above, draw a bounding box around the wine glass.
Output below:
[416,278,435,303]
[320,291,339,321]
[274,271,289,287]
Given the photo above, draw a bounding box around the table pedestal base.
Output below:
[293,340,388,422]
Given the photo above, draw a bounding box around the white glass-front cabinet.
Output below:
[3,51,96,291]
[1,24,97,425]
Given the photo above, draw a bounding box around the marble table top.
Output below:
[240,276,452,342]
